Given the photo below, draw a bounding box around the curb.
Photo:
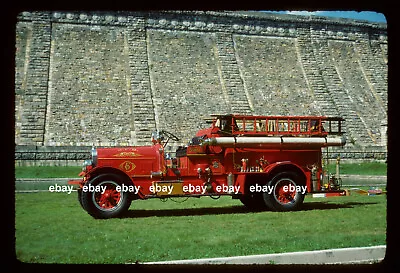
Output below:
[143,245,386,265]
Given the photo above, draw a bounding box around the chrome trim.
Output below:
[91,147,98,166]
[150,171,163,178]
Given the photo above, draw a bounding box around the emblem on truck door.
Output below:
[119,161,136,172]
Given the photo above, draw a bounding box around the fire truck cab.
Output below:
[69,114,346,219]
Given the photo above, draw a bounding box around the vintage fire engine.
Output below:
[69,114,346,219]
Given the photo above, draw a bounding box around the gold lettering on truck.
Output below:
[113,152,142,157]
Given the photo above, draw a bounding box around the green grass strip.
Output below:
[325,162,386,176]
[15,166,81,178]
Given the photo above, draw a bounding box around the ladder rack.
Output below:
[216,115,345,137]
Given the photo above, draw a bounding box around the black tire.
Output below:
[239,194,267,210]
[263,172,305,211]
[80,174,132,219]
[77,188,84,209]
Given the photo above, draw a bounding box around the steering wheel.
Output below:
[159,130,180,143]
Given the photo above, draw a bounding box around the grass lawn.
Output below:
[325,162,386,176]
[15,166,82,178]
[15,192,386,264]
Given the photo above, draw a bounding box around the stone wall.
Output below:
[15,11,388,153]
[46,23,133,145]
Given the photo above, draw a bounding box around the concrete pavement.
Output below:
[143,245,386,265]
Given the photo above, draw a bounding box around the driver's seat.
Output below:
[176,146,187,157]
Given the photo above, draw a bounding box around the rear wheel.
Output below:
[263,172,305,211]
[81,174,132,219]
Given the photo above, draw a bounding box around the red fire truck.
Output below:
[69,114,346,219]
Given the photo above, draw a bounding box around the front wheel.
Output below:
[263,172,305,211]
[81,174,132,219]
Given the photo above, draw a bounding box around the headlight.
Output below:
[82,147,97,171]
[82,159,93,171]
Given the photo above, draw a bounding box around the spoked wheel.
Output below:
[274,179,297,205]
[81,174,132,219]
[92,181,122,211]
[263,172,305,211]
